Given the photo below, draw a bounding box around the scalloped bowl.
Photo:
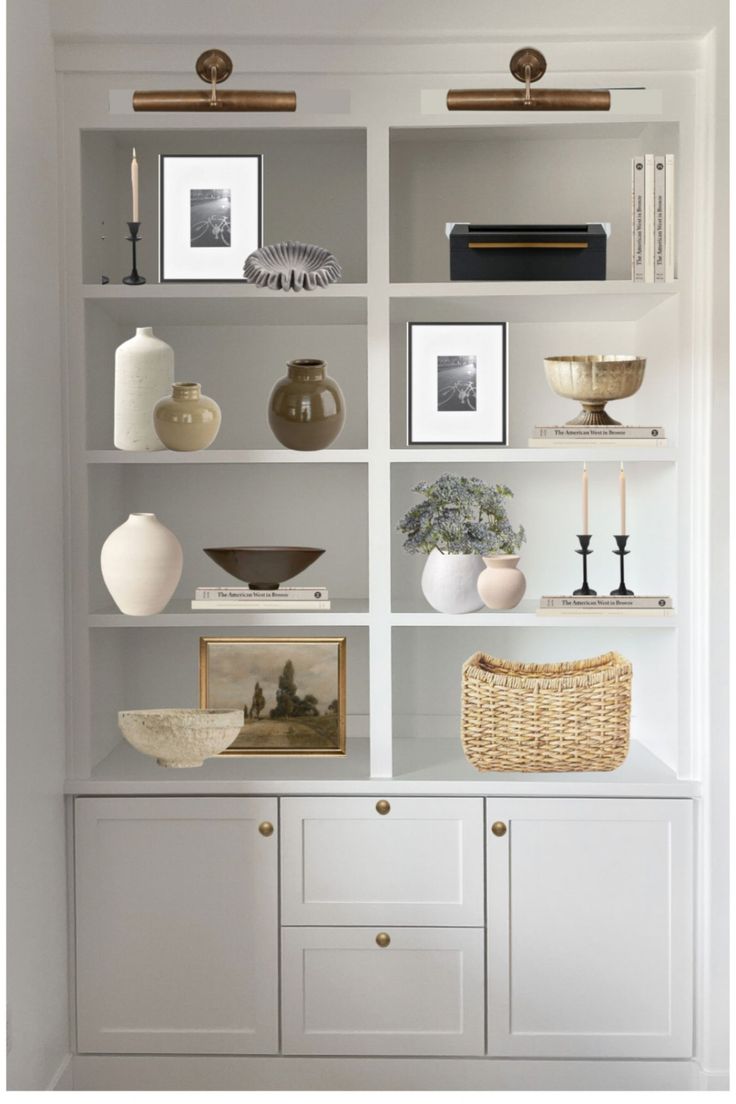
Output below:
[544,355,646,425]
[243,241,342,292]
[118,708,243,768]
[203,546,325,589]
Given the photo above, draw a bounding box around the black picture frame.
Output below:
[407,321,509,446]
[159,153,263,283]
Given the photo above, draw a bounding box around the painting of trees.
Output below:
[249,681,265,719]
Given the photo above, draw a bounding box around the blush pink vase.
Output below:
[477,554,527,610]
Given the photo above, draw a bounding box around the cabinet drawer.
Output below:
[281,796,484,925]
[282,926,485,1055]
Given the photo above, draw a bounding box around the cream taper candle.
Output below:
[131,148,139,222]
[619,462,627,534]
[582,462,589,535]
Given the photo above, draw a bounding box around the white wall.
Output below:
[6,0,70,1089]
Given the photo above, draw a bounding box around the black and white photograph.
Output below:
[159,154,262,280]
[190,188,231,247]
[407,322,508,445]
[437,354,477,411]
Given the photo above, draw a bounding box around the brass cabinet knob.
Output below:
[491,821,507,837]
[375,932,391,947]
[375,799,391,815]
[258,821,274,837]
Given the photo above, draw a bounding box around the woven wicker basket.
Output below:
[461,651,632,772]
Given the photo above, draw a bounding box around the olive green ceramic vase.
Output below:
[268,358,345,451]
[153,382,221,451]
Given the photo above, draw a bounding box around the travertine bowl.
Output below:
[544,355,646,425]
[118,708,243,768]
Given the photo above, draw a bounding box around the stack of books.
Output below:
[537,595,673,616]
[631,153,675,283]
[529,425,667,447]
[191,586,330,611]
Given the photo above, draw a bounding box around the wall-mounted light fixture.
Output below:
[447,48,611,112]
[133,49,297,112]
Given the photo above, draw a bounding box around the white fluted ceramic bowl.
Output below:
[118,708,243,768]
[243,241,342,291]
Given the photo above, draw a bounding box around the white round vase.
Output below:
[477,554,527,610]
[114,326,174,451]
[101,513,183,615]
[421,549,485,614]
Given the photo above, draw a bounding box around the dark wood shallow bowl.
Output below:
[203,546,325,590]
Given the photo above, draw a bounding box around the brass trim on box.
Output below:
[468,242,589,249]
[448,47,612,112]
[133,49,296,112]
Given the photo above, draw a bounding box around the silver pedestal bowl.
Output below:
[544,355,647,426]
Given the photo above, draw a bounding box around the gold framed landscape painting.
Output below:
[199,636,346,756]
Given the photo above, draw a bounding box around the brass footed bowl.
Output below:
[544,355,646,426]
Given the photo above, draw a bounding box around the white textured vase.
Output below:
[420,549,485,614]
[477,554,527,610]
[114,327,174,451]
[101,513,183,615]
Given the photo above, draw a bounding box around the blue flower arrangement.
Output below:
[397,473,525,556]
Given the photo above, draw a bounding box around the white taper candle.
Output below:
[131,148,139,223]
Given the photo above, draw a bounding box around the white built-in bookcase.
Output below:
[58,65,712,799]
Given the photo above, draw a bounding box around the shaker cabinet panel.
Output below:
[280,796,484,926]
[75,797,279,1054]
[282,926,485,1055]
[486,797,693,1058]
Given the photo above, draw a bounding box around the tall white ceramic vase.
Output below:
[114,327,174,451]
[420,549,485,614]
[101,513,183,615]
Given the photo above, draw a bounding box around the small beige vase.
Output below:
[477,554,527,610]
[154,382,221,451]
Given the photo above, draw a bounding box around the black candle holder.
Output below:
[610,534,634,595]
[122,221,146,286]
[573,534,596,595]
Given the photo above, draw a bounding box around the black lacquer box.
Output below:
[449,223,607,281]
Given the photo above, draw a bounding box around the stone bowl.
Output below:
[203,546,324,589]
[543,355,646,425]
[243,241,342,291]
[118,708,243,768]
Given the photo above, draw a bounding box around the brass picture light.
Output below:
[447,48,611,112]
[133,49,297,112]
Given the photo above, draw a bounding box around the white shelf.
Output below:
[65,736,697,798]
[390,448,676,464]
[88,598,370,628]
[87,449,370,465]
[83,283,368,325]
[391,598,677,628]
[389,281,677,322]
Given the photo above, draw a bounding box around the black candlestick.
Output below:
[573,534,597,595]
[123,221,146,286]
[610,534,634,595]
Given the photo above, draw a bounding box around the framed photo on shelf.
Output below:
[199,636,346,756]
[159,154,262,281]
[407,321,508,446]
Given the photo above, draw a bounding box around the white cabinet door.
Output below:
[281,796,484,925]
[282,926,485,1055]
[486,797,693,1058]
[75,797,279,1054]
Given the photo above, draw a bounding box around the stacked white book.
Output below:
[631,153,675,283]
[537,595,673,616]
[192,586,330,610]
[529,425,667,446]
